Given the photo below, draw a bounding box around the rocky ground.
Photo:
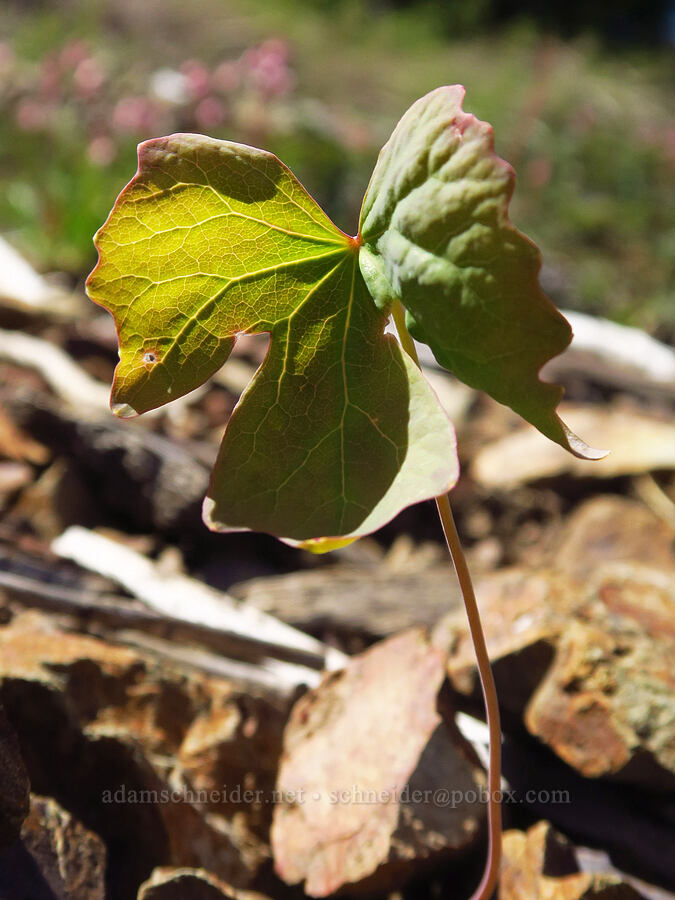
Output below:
[0,255,674,899]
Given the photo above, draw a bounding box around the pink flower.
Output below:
[212,60,240,94]
[113,96,157,134]
[59,40,90,70]
[336,120,372,152]
[666,128,675,164]
[40,54,63,98]
[73,57,106,97]
[15,99,50,131]
[526,157,552,189]
[180,59,210,100]
[87,135,117,166]
[242,39,295,97]
[195,96,226,129]
[0,42,14,75]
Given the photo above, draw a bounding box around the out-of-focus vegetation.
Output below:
[0,0,672,334]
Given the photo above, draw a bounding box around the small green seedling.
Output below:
[87,85,604,899]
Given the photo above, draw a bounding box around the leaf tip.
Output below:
[561,421,609,461]
[111,401,139,419]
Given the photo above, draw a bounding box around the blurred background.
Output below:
[0,3,674,900]
[1,0,673,333]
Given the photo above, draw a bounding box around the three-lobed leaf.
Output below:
[87,134,458,548]
[87,86,603,548]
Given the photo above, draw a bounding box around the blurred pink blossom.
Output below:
[335,119,372,152]
[0,42,14,74]
[195,96,226,129]
[666,128,675,164]
[59,40,91,70]
[180,59,211,99]
[113,96,157,134]
[526,156,553,188]
[243,39,295,97]
[15,99,51,131]
[73,57,106,97]
[570,103,597,136]
[40,55,63,98]
[212,60,240,94]
[87,135,117,166]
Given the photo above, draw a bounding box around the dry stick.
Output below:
[391,300,502,900]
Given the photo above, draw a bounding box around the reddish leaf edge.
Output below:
[359,85,609,464]
[201,328,460,552]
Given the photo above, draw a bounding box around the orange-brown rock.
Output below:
[439,556,674,790]
[525,564,675,788]
[550,496,675,582]
[501,821,646,900]
[0,610,290,896]
[438,567,578,715]
[0,794,107,900]
[272,628,484,897]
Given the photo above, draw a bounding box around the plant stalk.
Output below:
[391,300,502,900]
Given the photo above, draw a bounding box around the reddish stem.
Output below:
[391,300,502,900]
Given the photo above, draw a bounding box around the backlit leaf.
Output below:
[87,135,458,546]
[88,87,604,549]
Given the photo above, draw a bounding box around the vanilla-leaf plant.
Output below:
[87,85,605,898]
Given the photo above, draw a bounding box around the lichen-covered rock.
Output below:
[525,564,675,789]
[439,557,675,791]
[438,567,577,715]
[272,628,484,896]
[0,794,106,900]
[501,821,646,900]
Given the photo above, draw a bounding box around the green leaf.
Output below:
[359,86,605,460]
[87,135,458,547]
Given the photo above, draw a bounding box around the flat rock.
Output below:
[0,794,106,900]
[0,610,290,896]
[549,496,675,582]
[138,867,270,900]
[232,566,462,639]
[438,555,675,791]
[525,564,675,789]
[437,568,578,716]
[501,821,647,900]
[472,405,675,489]
[272,628,484,896]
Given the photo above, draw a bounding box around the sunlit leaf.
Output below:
[359,86,605,460]
[87,135,458,546]
[88,87,604,549]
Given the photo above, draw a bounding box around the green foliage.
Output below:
[2,6,671,336]
[87,133,457,548]
[88,86,602,547]
[359,87,604,458]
